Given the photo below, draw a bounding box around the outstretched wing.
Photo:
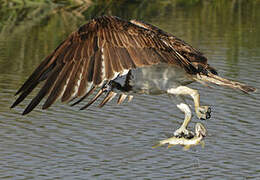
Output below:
[11,16,200,115]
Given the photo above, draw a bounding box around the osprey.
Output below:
[11,16,256,138]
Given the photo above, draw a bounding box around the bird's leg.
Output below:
[168,94,194,138]
[167,86,211,121]
[174,101,195,138]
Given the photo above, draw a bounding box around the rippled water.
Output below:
[1,1,260,179]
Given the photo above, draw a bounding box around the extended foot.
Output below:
[174,127,195,139]
[196,106,211,120]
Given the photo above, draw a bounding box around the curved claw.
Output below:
[196,106,211,120]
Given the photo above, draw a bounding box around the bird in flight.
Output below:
[11,16,256,138]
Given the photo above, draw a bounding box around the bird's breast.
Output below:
[112,64,194,95]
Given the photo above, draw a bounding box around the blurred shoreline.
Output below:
[0,0,259,81]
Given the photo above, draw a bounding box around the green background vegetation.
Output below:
[0,0,259,83]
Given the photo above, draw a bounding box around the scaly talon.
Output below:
[196,106,211,120]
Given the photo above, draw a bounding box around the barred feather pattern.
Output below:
[12,15,220,115]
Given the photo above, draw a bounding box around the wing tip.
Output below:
[22,106,33,115]
[10,94,25,109]
[10,102,17,109]
[80,89,104,110]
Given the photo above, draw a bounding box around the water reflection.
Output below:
[0,0,260,179]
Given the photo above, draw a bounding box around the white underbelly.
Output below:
[129,64,194,95]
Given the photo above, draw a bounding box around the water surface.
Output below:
[0,1,260,179]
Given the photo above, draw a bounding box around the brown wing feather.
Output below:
[106,45,124,72]
[11,53,55,109]
[14,38,71,96]
[103,43,115,79]
[42,61,75,109]
[116,48,136,69]
[12,15,203,114]
[93,49,103,85]
[62,57,84,102]
[126,47,151,66]
[71,86,96,106]
[22,64,63,115]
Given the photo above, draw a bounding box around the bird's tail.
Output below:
[195,72,257,93]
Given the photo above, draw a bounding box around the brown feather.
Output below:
[142,48,161,65]
[62,58,84,102]
[109,30,120,46]
[87,33,95,58]
[143,35,155,48]
[15,38,73,96]
[80,89,104,110]
[14,54,53,96]
[12,39,74,109]
[71,86,96,106]
[113,31,124,47]
[76,34,96,98]
[54,41,74,63]
[97,35,105,49]
[93,49,103,85]
[11,54,57,108]
[22,64,63,115]
[99,91,117,108]
[107,45,123,72]
[118,31,130,47]
[103,43,115,79]
[42,61,75,109]
[11,80,40,108]
[115,48,136,69]
[126,47,151,67]
[137,34,149,47]
[124,30,137,46]
[76,58,89,97]
[128,35,142,48]
[61,44,78,63]
[104,29,112,44]
[117,93,127,105]
[85,54,95,81]
[47,42,84,103]
[73,42,84,61]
